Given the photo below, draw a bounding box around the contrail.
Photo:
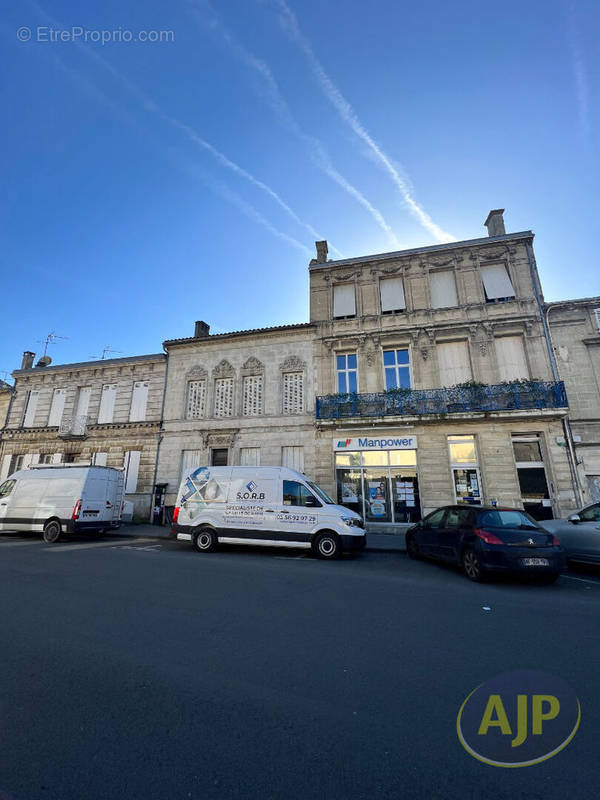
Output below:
[27,0,329,256]
[187,0,400,248]
[566,1,590,139]
[272,0,455,243]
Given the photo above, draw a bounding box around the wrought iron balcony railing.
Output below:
[58,415,88,438]
[315,381,568,420]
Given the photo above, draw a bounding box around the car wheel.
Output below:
[406,534,421,560]
[43,520,61,544]
[194,528,217,553]
[312,532,341,560]
[462,547,485,582]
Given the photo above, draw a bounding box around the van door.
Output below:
[82,470,111,527]
[265,479,321,544]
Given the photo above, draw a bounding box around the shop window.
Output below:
[383,349,411,390]
[380,277,406,314]
[512,435,552,520]
[430,270,458,309]
[448,435,482,505]
[336,354,358,394]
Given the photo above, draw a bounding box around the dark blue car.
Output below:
[405,506,566,583]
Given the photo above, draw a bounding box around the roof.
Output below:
[12,352,165,377]
[163,322,314,347]
[545,296,600,308]
[309,231,534,270]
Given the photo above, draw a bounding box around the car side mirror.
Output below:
[568,514,581,524]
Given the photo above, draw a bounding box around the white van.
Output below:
[0,465,125,543]
[172,466,366,559]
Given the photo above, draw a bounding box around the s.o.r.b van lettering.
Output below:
[276,513,317,525]
[224,504,265,525]
[236,491,266,501]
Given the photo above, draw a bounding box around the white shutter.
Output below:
[98,384,117,423]
[495,336,529,381]
[282,372,303,414]
[92,452,107,466]
[240,447,260,466]
[21,454,34,469]
[333,284,356,318]
[23,390,39,427]
[124,451,141,493]
[180,450,202,482]
[281,446,304,472]
[30,454,40,465]
[51,453,63,464]
[186,380,206,419]
[430,271,458,309]
[0,454,11,481]
[48,388,67,426]
[437,342,472,386]
[214,378,234,417]
[242,375,263,416]
[380,277,406,312]
[129,381,149,422]
[481,264,515,300]
[76,387,92,418]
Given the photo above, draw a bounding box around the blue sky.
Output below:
[1,0,598,377]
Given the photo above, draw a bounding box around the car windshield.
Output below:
[307,480,334,504]
[477,509,540,529]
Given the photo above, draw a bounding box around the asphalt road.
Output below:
[0,533,598,800]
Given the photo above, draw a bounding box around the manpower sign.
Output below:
[333,435,417,451]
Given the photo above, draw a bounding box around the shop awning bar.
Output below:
[316,381,568,420]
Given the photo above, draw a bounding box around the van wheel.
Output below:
[194,528,217,553]
[43,520,61,544]
[312,532,341,560]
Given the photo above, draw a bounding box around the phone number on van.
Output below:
[277,513,317,524]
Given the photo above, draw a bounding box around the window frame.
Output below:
[335,352,358,394]
[382,348,412,390]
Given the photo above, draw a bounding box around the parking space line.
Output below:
[0,540,43,547]
[561,574,600,585]
[46,537,159,552]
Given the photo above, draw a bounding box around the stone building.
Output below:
[157,321,316,508]
[309,210,577,524]
[546,297,600,502]
[0,352,166,519]
[0,380,12,429]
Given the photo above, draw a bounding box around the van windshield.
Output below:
[0,479,15,498]
[307,481,334,504]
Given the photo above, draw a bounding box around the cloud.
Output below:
[272,0,455,244]
[566,1,590,139]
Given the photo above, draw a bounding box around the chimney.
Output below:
[315,240,328,263]
[484,209,506,237]
[21,351,35,370]
[194,320,210,338]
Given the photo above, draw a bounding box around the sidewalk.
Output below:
[117,524,406,552]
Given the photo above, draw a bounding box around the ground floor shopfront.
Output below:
[315,414,578,525]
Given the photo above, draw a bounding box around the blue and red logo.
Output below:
[337,438,352,448]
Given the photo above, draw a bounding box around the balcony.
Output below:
[58,415,89,438]
[315,381,568,420]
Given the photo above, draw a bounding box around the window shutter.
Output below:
[481,264,515,300]
[92,452,108,466]
[180,450,203,482]
[281,446,304,472]
[380,277,406,312]
[129,381,149,422]
[48,388,67,427]
[0,454,11,481]
[186,380,206,419]
[495,336,529,381]
[76,387,92,418]
[240,447,260,466]
[437,342,472,386]
[242,375,263,416]
[51,453,63,464]
[98,384,117,423]
[214,378,234,417]
[430,271,458,309]
[124,451,141,493]
[23,390,39,427]
[333,284,356,318]
[282,372,303,414]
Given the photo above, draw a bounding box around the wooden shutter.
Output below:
[180,450,203,482]
[129,381,149,422]
[98,384,117,423]
[48,388,67,426]
[495,336,529,381]
[333,284,356,318]
[240,447,260,466]
[124,451,141,493]
[76,387,92,418]
[430,271,458,309]
[437,342,472,386]
[281,446,304,472]
[23,390,39,427]
[380,277,406,312]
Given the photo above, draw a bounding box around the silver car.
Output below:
[542,502,600,564]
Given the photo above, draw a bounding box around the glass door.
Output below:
[363,450,392,523]
[335,468,363,518]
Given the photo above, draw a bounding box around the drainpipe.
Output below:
[525,242,584,509]
[148,347,169,523]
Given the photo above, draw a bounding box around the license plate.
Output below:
[521,557,549,567]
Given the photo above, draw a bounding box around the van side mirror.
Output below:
[568,514,581,524]
[304,496,320,508]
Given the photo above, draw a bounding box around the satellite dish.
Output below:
[35,355,52,368]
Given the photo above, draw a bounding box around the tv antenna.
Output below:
[37,331,68,357]
[91,346,124,360]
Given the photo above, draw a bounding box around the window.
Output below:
[445,508,473,527]
[436,341,472,386]
[22,390,39,427]
[481,264,515,302]
[124,451,141,493]
[333,284,356,318]
[48,388,67,427]
[448,435,482,505]
[383,349,411,389]
[283,480,320,507]
[430,271,458,309]
[129,381,149,422]
[240,447,260,466]
[380,277,406,314]
[9,455,24,473]
[242,375,263,416]
[38,454,53,464]
[64,453,81,464]
[211,448,228,467]
[281,446,304,472]
[336,353,357,393]
[423,508,446,528]
[579,503,600,522]
[98,384,117,423]
[282,372,303,414]
[512,435,551,521]
[75,387,92,418]
[214,378,234,417]
[186,380,206,419]
[477,509,538,529]
[495,336,529,381]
